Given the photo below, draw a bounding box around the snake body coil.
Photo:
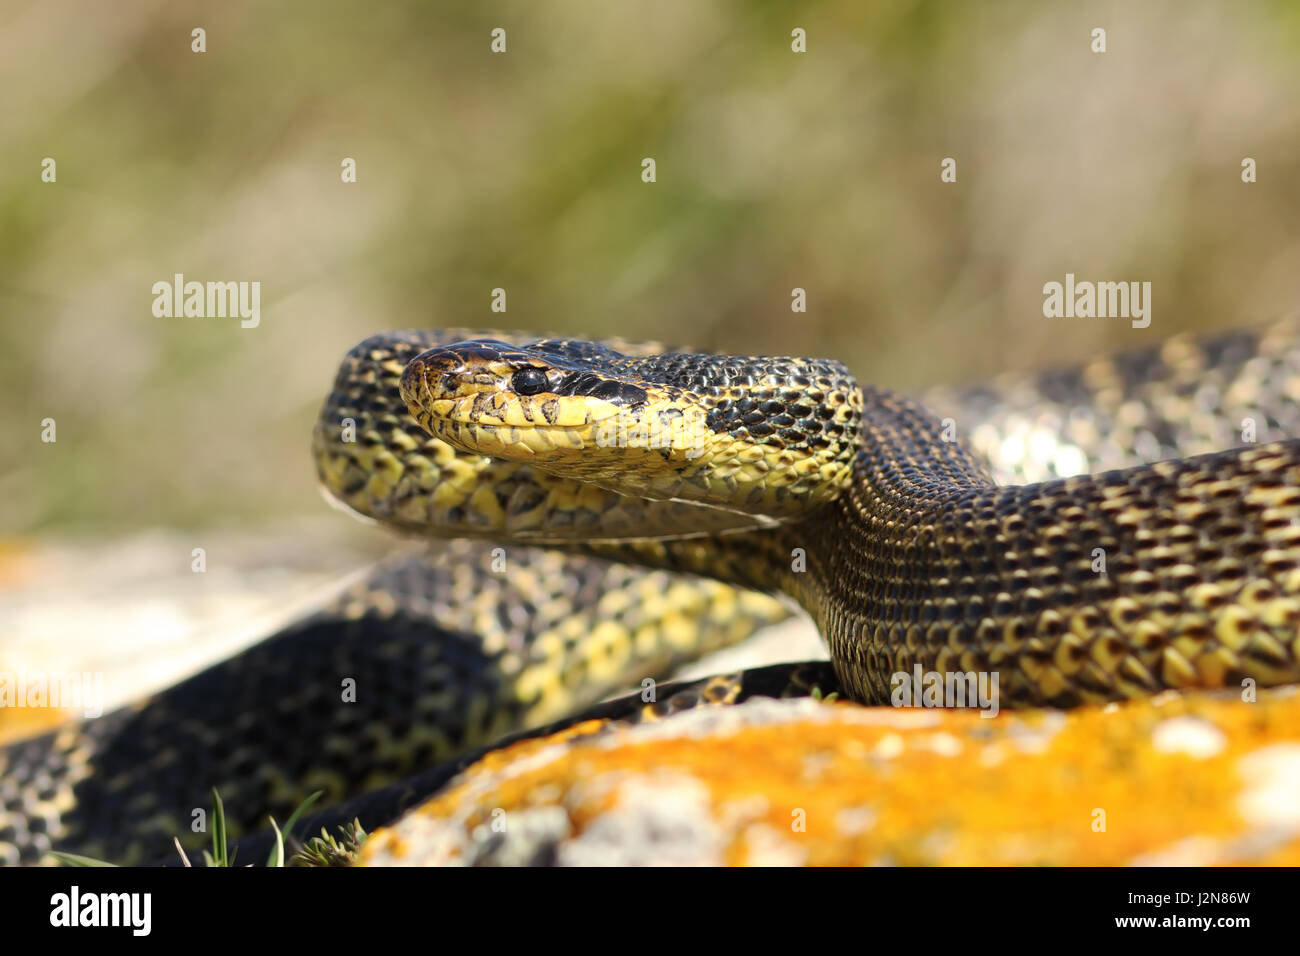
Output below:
[4,318,1300,864]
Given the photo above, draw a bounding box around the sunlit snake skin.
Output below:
[6,317,1300,864]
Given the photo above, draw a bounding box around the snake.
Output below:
[4,317,1300,865]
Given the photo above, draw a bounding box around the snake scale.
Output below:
[4,317,1300,865]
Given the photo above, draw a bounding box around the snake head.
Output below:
[400,339,667,460]
[401,337,860,515]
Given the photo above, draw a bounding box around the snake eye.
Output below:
[511,367,550,396]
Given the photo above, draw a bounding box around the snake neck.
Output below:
[612,384,1300,711]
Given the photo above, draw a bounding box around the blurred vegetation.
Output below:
[3,0,1300,534]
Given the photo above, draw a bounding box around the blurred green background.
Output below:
[4,0,1300,535]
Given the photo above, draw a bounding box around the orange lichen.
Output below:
[360,689,1300,866]
[0,705,66,744]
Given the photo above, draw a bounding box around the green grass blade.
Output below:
[265,790,324,867]
[50,851,118,867]
[210,787,228,867]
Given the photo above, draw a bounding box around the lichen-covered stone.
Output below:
[360,688,1300,866]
